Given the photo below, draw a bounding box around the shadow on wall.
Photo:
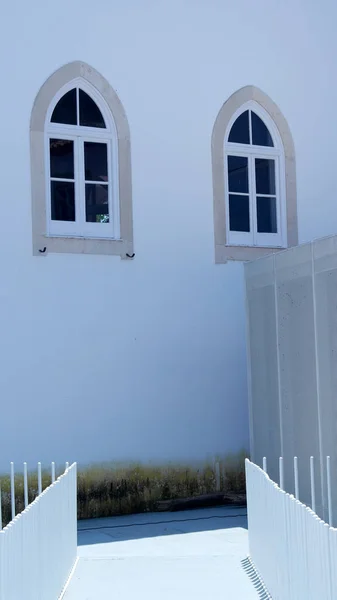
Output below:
[0,450,248,524]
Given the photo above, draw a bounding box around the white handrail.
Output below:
[246,458,336,600]
[0,462,77,600]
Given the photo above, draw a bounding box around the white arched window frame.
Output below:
[224,100,286,249]
[45,78,120,240]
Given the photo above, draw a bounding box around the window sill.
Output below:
[215,244,286,264]
[33,234,133,259]
[45,233,122,241]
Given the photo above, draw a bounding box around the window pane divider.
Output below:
[77,138,85,230]
[256,193,277,198]
[50,177,75,183]
[225,143,279,156]
[227,191,249,196]
[76,88,80,126]
[84,180,109,185]
[47,125,112,138]
[248,110,252,144]
[249,155,256,243]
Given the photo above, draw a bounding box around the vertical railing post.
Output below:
[310,456,316,513]
[10,462,15,520]
[327,456,332,526]
[279,456,284,490]
[65,462,69,471]
[23,462,28,508]
[38,462,42,496]
[311,243,325,522]
[294,456,299,500]
[263,456,267,473]
[51,462,55,484]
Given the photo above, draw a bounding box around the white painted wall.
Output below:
[245,235,337,526]
[0,0,335,469]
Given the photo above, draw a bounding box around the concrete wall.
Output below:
[245,236,337,525]
[0,0,336,470]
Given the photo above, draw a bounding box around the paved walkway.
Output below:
[63,506,262,599]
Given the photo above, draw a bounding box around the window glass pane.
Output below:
[255,158,276,195]
[51,89,77,125]
[50,139,74,179]
[229,194,250,232]
[251,112,274,146]
[86,184,109,223]
[79,90,106,128]
[84,142,108,182]
[257,196,277,233]
[51,181,75,221]
[227,156,248,193]
[228,111,250,144]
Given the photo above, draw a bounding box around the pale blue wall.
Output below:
[0,0,336,468]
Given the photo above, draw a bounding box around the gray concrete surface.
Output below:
[63,506,262,599]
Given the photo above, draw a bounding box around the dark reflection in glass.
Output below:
[228,111,250,144]
[80,90,106,128]
[229,194,250,232]
[84,142,108,181]
[51,89,77,125]
[252,112,274,146]
[257,196,277,233]
[85,184,109,223]
[228,156,249,193]
[255,158,276,195]
[50,139,74,179]
[51,181,75,221]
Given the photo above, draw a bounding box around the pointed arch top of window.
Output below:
[227,109,274,147]
[50,87,106,128]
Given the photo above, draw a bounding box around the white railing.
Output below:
[261,454,334,525]
[0,460,70,528]
[246,458,337,600]
[0,462,77,600]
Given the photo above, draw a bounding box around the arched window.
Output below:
[212,86,297,263]
[225,102,284,248]
[30,62,133,258]
[46,81,119,239]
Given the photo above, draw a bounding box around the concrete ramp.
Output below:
[63,507,260,599]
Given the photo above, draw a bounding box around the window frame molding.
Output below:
[225,100,286,249]
[212,86,297,263]
[46,79,119,240]
[30,61,133,258]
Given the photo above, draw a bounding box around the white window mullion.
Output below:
[107,139,114,236]
[275,157,283,244]
[45,133,52,234]
[250,154,257,245]
[76,88,80,126]
[248,110,252,145]
[75,138,85,235]
[109,139,120,239]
